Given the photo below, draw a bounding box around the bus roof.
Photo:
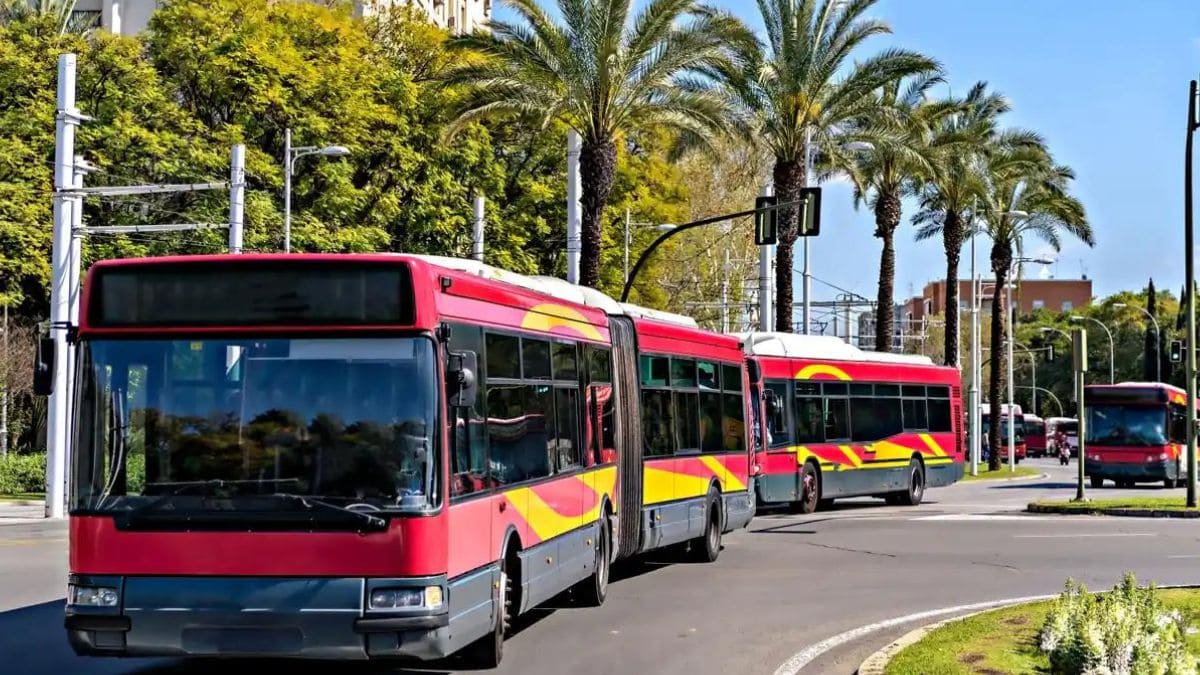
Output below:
[738,332,935,365]
[412,255,698,328]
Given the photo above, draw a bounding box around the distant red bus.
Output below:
[1024,415,1047,457]
[743,334,964,513]
[981,412,1027,462]
[61,254,753,665]
[1084,382,1192,489]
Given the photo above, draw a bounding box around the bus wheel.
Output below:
[690,488,723,563]
[462,552,514,668]
[795,463,820,514]
[575,518,610,606]
[896,460,925,506]
[1090,475,1104,489]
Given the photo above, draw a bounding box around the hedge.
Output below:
[0,452,45,494]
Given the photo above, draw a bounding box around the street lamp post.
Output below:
[1113,302,1162,382]
[1069,315,1115,383]
[283,128,351,253]
[1004,254,1051,471]
[624,208,676,282]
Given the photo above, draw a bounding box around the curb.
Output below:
[0,499,42,507]
[965,471,1047,483]
[856,610,991,675]
[1027,503,1200,519]
[854,584,1200,674]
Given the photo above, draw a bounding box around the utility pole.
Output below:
[1186,78,1199,508]
[472,194,485,262]
[758,183,774,331]
[566,129,581,285]
[229,144,245,253]
[624,208,631,282]
[45,53,235,518]
[46,54,79,519]
[0,303,7,457]
[802,127,813,335]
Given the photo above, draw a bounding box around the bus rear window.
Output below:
[89,261,415,327]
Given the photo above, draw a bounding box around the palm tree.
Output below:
[445,0,752,288]
[980,145,1093,469]
[727,0,937,331]
[1,0,86,34]
[847,73,953,351]
[912,83,1010,366]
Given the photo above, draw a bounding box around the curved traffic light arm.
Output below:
[619,197,809,303]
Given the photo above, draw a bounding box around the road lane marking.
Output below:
[1168,555,1200,559]
[1012,533,1156,539]
[772,593,1056,675]
[0,537,66,546]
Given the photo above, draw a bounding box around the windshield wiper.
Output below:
[121,478,303,521]
[270,493,387,531]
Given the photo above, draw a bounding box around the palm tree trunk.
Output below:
[874,191,901,352]
[942,210,963,367]
[772,157,806,332]
[579,135,617,288]
[987,243,1013,471]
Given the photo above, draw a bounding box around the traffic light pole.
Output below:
[620,197,810,303]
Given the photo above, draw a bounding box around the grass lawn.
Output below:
[0,492,43,502]
[885,589,1200,675]
[1029,496,1200,513]
[961,465,1041,482]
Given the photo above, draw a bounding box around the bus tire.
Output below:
[462,550,514,668]
[1165,478,1176,489]
[794,462,820,514]
[1090,475,1104,489]
[817,498,835,511]
[689,488,723,563]
[895,459,925,506]
[574,514,610,607]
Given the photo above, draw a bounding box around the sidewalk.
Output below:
[0,501,46,525]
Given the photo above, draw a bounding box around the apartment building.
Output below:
[902,277,1094,324]
[71,0,491,36]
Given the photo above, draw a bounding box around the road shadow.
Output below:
[0,558,683,675]
[989,481,1075,490]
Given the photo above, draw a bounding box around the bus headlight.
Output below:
[370,586,443,610]
[1151,452,1170,462]
[71,585,119,607]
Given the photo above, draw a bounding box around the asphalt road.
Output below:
[3,458,1199,675]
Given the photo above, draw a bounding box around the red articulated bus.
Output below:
[62,254,753,665]
[1084,382,1193,489]
[742,333,964,513]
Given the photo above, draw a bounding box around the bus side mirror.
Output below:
[33,337,55,396]
[447,350,478,408]
[764,388,782,417]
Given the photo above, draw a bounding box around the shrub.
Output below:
[0,452,45,494]
[1038,573,1197,675]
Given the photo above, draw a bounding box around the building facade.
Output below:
[71,0,490,36]
[902,278,1094,323]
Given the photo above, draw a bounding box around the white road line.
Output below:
[771,594,1055,675]
[1012,533,1157,539]
[1167,555,1200,559]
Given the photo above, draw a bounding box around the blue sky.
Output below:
[713,0,1200,315]
[497,0,1200,313]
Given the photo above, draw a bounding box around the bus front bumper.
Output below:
[1085,459,1177,482]
[65,574,455,661]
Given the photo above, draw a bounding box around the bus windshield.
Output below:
[71,337,439,521]
[982,417,1024,442]
[1086,405,1167,447]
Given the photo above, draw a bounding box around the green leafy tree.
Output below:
[726,0,937,331]
[445,0,752,288]
[848,73,953,351]
[981,143,1093,469]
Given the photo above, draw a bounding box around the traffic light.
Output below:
[1170,339,1183,363]
[799,187,822,237]
[754,196,777,246]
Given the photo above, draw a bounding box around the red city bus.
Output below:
[1023,415,1047,457]
[61,254,753,665]
[1084,382,1192,489]
[743,333,964,513]
[981,410,1027,463]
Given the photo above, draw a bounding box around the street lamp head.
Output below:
[1113,302,1128,309]
[654,224,676,232]
[318,145,351,157]
[1068,315,1083,322]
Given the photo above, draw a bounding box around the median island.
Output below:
[960,465,1040,482]
[884,576,1200,675]
[1028,496,1200,518]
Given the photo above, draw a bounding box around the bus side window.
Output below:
[448,323,489,498]
[765,380,791,447]
[1170,405,1188,444]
